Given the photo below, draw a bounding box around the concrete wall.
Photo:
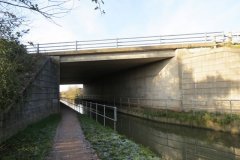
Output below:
[0,57,60,143]
[83,47,240,112]
[179,48,240,112]
[84,57,182,109]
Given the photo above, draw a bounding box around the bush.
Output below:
[0,39,36,111]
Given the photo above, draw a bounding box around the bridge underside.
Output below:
[60,57,170,84]
[58,47,176,84]
[55,45,240,116]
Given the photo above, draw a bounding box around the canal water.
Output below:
[65,102,240,160]
[97,112,240,160]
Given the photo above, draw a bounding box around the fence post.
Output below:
[75,41,78,51]
[114,96,116,107]
[128,98,130,110]
[96,104,98,122]
[193,100,195,116]
[165,100,168,119]
[37,44,39,54]
[114,107,117,131]
[90,102,92,118]
[120,97,122,108]
[103,105,106,127]
[116,38,119,48]
[230,100,232,117]
[226,32,233,43]
[205,32,207,42]
[137,98,140,108]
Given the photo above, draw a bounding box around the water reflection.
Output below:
[116,113,240,160]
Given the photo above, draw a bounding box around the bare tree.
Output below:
[0,0,105,41]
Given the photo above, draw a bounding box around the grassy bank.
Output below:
[119,107,240,134]
[0,114,60,160]
[79,115,161,160]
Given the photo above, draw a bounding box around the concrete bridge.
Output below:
[26,31,240,112]
[48,43,214,84]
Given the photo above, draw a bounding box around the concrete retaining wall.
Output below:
[0,57,60,143]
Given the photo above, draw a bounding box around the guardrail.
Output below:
[61,98,117,130]
[26,31,240,53]
[80,95,240,115]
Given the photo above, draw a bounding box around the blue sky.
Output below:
[23,0,240,44]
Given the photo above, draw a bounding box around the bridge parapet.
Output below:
[26,31,240,54]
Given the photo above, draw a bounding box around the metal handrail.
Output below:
[80,95,240,115]
[61,98,117,130]
[26,31,240,54]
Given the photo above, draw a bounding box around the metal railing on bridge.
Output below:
[26,31,240,54]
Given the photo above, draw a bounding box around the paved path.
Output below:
[47,104,99,160]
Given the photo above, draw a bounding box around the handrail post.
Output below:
[96,103,98,122]
[75,41,78,51]
[103,105,106,127]
[116,38,119,48]
[37,44,39,54]
[90,102,92,118]
[205,32,207,42]
[128,98,130,110]
[226,32,233,44]
[137,98,140,108]
[114,107,117,131]
[230,100,232,117]
[120,97,122,108]
[114,96,116,107]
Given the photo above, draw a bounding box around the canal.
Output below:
[115,113,240,160]
[96,111,240,160]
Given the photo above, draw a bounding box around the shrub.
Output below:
[0,39,35,111]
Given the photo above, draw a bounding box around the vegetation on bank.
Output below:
[0,114,60,160]
[0,39,44,111]
[79,114,161,160]
[121,107,240,128]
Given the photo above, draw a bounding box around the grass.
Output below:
[122,107,240,127]
[0,114,61,160]
[146,110,240,126]
[79,114,161,160]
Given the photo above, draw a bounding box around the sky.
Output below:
[21,0,240,91]
[22,0,240,44]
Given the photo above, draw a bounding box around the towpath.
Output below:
[47,104,99,160]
